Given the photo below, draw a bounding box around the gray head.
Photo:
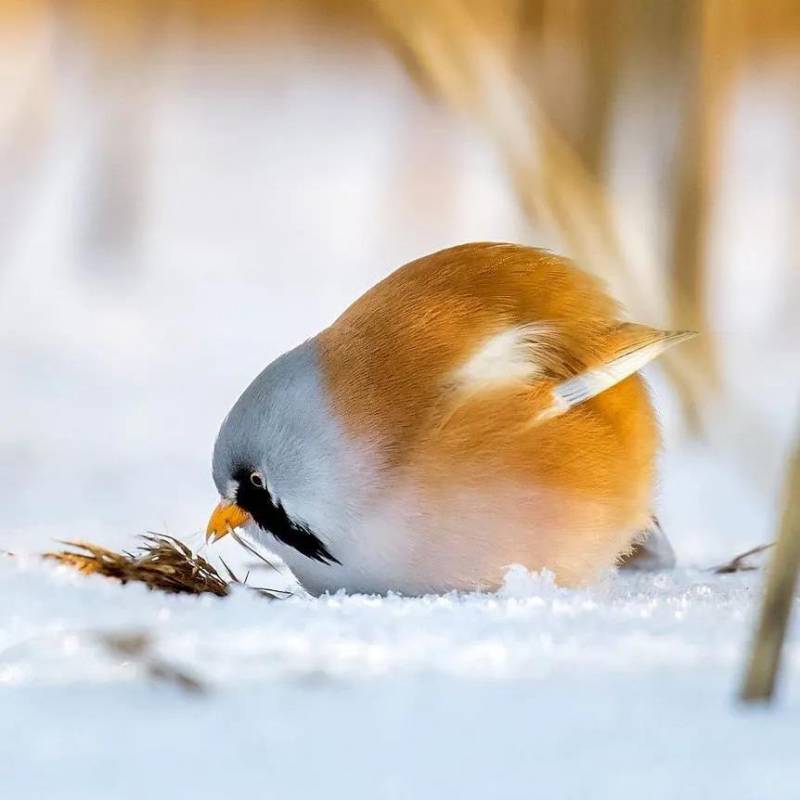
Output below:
[209,339,360,565]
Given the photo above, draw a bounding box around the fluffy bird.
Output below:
[207,243,691,595]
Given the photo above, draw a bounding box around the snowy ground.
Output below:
[3,555,799,800]
[2,23,799,800]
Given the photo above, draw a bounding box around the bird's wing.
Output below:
[536,325,696,423]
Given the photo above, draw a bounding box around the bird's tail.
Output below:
[537,325,696,422]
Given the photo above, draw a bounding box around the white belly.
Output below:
[245,481,636,595]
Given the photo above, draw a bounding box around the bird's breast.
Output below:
[252,471,647,596]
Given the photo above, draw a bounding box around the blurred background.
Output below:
[1,0,798,564]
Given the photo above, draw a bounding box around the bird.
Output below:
[207,243,692,596]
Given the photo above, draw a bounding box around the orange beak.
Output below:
[206,499,251,543]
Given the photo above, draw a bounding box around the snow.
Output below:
[2,556,799,800]
[2,20,800,800]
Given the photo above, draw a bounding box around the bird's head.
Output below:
[206,340,348,566]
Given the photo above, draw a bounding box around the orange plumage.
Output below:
[209,242,690,594]
[317,243,672,588]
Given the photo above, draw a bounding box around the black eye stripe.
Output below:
[232,468,340,566]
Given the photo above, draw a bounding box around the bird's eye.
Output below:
[249,472,265,489]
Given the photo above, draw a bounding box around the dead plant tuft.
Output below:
[45,533,290,600]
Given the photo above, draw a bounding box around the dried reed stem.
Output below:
[371,0,685,385]
[667,0,745,427]
[741,434,800,702]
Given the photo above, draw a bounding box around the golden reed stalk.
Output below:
[741,434,800,702]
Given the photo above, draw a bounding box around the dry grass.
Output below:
[99,631,207,695]
[712,543,774,574]
[45,533,291,600]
